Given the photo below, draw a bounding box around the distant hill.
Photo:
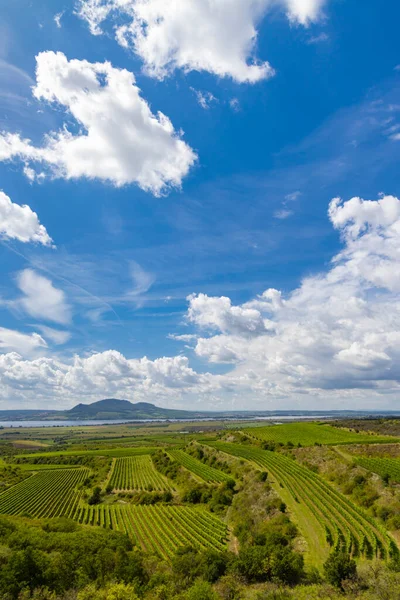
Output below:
[65,398,201,420]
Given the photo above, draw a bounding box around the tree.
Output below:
[324,551,357,589]
[88,486,102,505]
[185,580,217,600]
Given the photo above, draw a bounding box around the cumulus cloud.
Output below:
[3,194,400,408]
[187,292,268,336]
[0,190,53,245]
[0,351,207,404]
[285,0,326,25]
[0,52,196,196]
[187,195,400,394]
[76,0,327,83]
[16,269,71,325]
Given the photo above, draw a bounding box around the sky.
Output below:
[0,0,399,412]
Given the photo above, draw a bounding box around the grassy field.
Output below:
[209,442,397,567]
[108,455,174,491]
[245,422,400,446]
[16,463,84,471]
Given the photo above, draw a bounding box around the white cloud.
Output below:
[274,208,293,219]
[190,88,218,110]
[0,52,196,196]
[4,194,400,409]
[76,0,326,83]
[16,269,71,325]
[284,0,326,25]
[186,195,400,394]
[0,329,47,355]
[168,333,198,343]
[35,325,71,345]
[0,350,207,404]
[54,12,64,28]
[187,292,268,336]
[285,190,301,201]
[307,32,329,44]
[0,190,53,246]
[229,98,240,112]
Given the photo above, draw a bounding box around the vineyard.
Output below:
[0,468,89,519]
[209,442,398,564]
[168,449,231,483]
[108,455,174,491]
[244,423,398,446]
[356,457,400,482]
[18,446,157,459]
[74,504,228,559]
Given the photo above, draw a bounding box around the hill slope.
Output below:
[65,399,199,420]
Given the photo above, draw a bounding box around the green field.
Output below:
[168,449,232,483]
[18,446,157,459]
[245,423,399,446]
[15,463,84,471]
[209,442,397,566]
[356,456,400,482]
[74,504,228,559]
[108,455,174,491]
[0,468,89,518]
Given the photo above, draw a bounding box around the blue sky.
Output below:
[0,0,400,410]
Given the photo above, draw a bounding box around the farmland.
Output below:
[17,446,157,459]
[209,442,397,565]
[0,468,89,518]
[245,422,399,446]
[168,448,231,483]
[74,504,227,559]
[1,417,400,599]
[108,455,174,491]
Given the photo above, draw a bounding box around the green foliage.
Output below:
[77,582,139,600]
[323,551,357,589]
[0,464,31,491]
[88,486,102,505]
[185,579,217,600]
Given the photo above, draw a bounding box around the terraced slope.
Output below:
[0,468,89,518]
[108,455,173,491]
[74,504,228,559]
[168,449,231,483]
[208,442,398,565]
